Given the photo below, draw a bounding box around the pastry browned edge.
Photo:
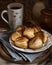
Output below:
[10,25,48,49]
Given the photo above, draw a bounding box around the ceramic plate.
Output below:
[9,29,52,53]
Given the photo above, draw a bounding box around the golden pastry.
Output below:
[29,36,43,49]
[23,28,35,39]
[36,31,43,41]
[43,32,48,43]
[16,25,26,32]
[11,32,22,41]
[33,26,41,33]
[16,25,26,35]
[37,31,48,43]
[14,37,29,48]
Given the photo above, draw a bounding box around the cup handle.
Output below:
[1,10,8,23]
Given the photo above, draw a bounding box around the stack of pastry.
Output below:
[10,25,48,49]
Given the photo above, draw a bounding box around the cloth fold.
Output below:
[0,32,45,62]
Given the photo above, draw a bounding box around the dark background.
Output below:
[0,0,52,33]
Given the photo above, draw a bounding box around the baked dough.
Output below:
[23,28,35,39]
[36,31,43,41]
[14,37,29,48]
[11,32,22,41]
[33,26,41,33]
[16,25,26,31]
[29,36,43,49]
[43,32,48,43]
[16,25,26,35]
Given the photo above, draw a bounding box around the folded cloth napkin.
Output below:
[0,32,46,62]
